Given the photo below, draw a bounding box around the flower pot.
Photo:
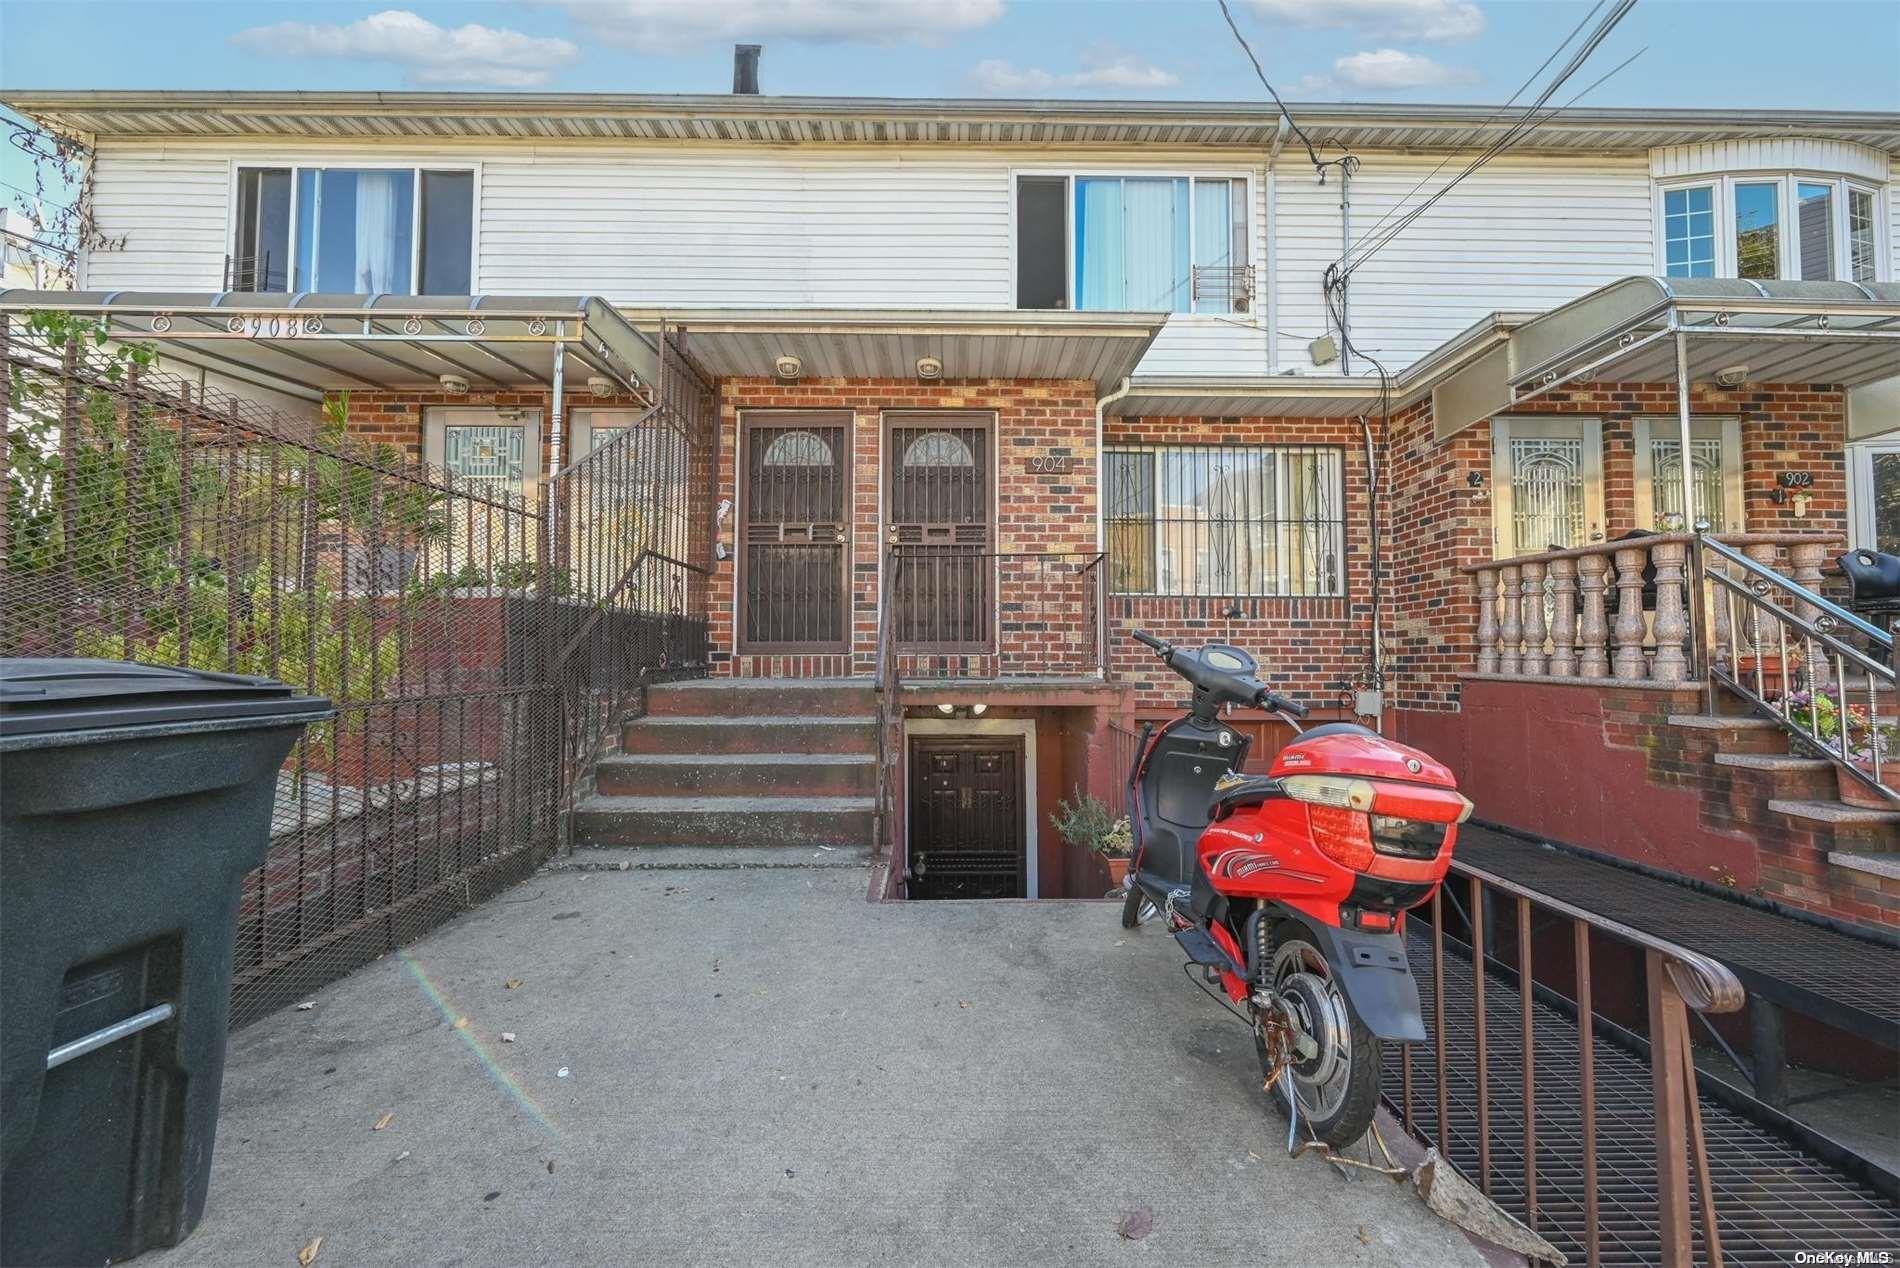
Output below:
[1837,764,1897,809]
[1103,856,1130,888]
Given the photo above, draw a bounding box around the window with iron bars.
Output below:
[1104,444,1345,597]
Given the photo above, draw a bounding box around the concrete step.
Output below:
[1667,713,1791,754]
[1769,798,1900,827]
[1713,752,1835,772]
[645,678,875,718]
[596,752,876,797]
[1829,852,1900,882]
[550,845,872,871]
[619,715,876,756]
[572,794,876,849]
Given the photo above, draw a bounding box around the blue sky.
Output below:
[3,0,1896,238]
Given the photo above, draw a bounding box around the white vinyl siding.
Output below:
[1650,139,1890,185]
[83,151,232,290]
[480,155,1012,307]
[1275,153,1656,372]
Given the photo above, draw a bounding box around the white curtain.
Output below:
[355,171,402,294]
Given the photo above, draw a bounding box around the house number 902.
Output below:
[1028,455,1074,475]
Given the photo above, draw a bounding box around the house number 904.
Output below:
[1028,455,1074,475]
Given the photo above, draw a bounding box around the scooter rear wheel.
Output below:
[1119,881,1153,929]
[1257,927,1381,1148]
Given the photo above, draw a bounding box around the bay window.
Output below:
[1015,173,1250,313]
[232,165,475,295]
[1104,444,1343,597]
[1658,175,1887,283]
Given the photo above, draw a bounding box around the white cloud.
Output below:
[1332,48,1480,89]
[543,0,1005,53]
[1244,0,1485,43]
[231,10,579,87]
[972,48,1179,95]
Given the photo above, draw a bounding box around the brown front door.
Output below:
[740,413,850,652]
[908,738,1024,900]
[886,413,992,651]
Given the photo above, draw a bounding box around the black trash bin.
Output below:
[0,659,331,1267]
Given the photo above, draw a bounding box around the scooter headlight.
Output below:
[1279,775,1377,813]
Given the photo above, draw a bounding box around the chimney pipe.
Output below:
[733,44,761,95]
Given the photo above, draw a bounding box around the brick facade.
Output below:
[1103,414,1379,718]
[1385,382,1851,715]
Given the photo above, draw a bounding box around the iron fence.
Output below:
[0,315,710,1026]
[885,547,1107,680]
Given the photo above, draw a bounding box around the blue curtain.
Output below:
[1075,177,1189,312]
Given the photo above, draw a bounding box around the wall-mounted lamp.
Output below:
[916,355,944,381]
[774,354,803,380]
[932,703,988,718]
[1714,364,1750,389]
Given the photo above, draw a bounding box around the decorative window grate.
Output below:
[1104,444,1345,597]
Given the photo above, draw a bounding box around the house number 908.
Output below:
[1028,456,1074,475]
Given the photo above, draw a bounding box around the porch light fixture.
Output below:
[438,373,470,394]
[774,354,803,380]
[586,375,615,398]
[1714,364,1750,388]
[937,703,956,715]
[971,703,987,716]
[916,356,944,381]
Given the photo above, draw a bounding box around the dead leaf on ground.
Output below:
[453,1017,470,1030]
[372,1112,394,1132]
[297,1235,323,1266]
[504,979,523,990]
[1116,1207,1154,1241]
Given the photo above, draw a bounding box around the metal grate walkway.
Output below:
[1455,827,1900,1044]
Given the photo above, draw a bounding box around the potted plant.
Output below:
[1051,791,1135,890]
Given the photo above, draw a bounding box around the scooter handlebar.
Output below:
[1258,690,1309,719]
[1130,629,1170,655]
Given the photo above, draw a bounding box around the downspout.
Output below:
[1094,375,1133,553]
[1337,160,1353,375]
[1264,116,1287,374]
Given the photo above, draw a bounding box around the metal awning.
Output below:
[1431,276,1900,440]
[0,291,660,402]
[1106,375,1384,418]
[629,307,1166,389]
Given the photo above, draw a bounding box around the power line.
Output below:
[1216,0,1325,175]
[1331,0,1641,284]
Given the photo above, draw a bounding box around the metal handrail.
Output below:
[1701,534,1895,800]
[1407,857,1746,1267]
[1702,532,1892,647]
[869,550,906,895]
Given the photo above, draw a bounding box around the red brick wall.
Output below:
[1104,415,1378,715]
[709,377,1100,677]
[1393,679,1899,929]
[1384,382,1850,715]
[332,388,655,477]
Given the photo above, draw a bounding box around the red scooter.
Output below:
[1119,631,1470,1147]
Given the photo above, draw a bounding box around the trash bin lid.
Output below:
[0,659,333,738]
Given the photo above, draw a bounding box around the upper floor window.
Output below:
[1659,175,1885,284]
[232,166,474,295]
[1016,174,1250,314]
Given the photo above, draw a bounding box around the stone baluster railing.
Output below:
[1464,532,1843,688]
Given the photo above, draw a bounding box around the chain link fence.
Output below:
[1,317,711,1026]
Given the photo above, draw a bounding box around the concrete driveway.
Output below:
[152,855,1490,1267]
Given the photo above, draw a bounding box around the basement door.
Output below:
[908,738,1024,900]
[739,413,850,653]
[886,414,993,652]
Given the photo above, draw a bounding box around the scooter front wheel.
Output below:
[1119,881,1156,929]
[1257,927,1381,1148]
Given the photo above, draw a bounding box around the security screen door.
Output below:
[1491,417,1606,555]
[739,413,850,652]
[1632,417,1744,533]
[885,413,994,652]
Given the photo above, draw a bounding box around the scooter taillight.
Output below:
[1306,805,1375,871]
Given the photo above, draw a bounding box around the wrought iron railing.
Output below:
[1401,858,1746,1267]
[884,546,1107,680]
[0,315,712,1025]
[871,555,905,898]
[1698,533,1896,804]
[1191,263,1255,313]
